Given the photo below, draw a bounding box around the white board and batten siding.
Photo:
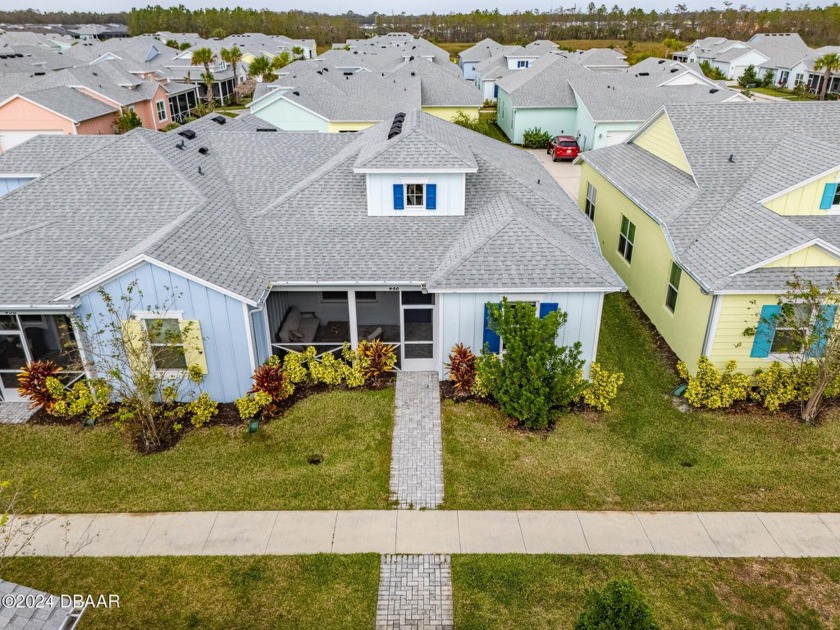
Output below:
[366,173,465,216]
[438,291,604,378]
[0,177,34,197]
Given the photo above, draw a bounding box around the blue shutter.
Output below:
[483,303,501,354]
[808,304,837,357]
[393,184,404,210]
[494,84,499,98]
[750,304,781,358]
[426,184,437,210]
[819,183,837,210]
[539,303,559,318]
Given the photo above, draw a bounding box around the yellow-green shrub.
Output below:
[581,363,624,411]
[753,362,840,411]
[47,377,112,420]
[235,390,272,420]
[309,351,345,385]
[677,357,750,409]
[283,348,313,384]
[188,392,218,428]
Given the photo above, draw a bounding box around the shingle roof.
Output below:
[459,38,505,63]
[580,102,840,293]
[0,110,622,306]
[0,580,81,630]
[19,86,117,122]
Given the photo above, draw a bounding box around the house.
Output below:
[472,40,571,102]
[249,57,482,131]
[458,38,505,81]
[672,36,769,80]
[575,102,840,374]
[0,110,622,403]
[496,54,745,146]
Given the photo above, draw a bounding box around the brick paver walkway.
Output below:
[390,372,443,509]
[376,555,454,629]
[0,402,34,424]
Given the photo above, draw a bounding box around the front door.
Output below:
[400,292,435,371]
[0,316,29,401]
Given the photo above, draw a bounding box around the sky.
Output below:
[4,0,835,14]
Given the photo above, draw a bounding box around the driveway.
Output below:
[527,149,581,201]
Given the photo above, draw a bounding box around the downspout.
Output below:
[701,294,721,358]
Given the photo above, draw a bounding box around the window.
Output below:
[321,291,348,302]
[834,186,840,207]
[795,72,805,85]
[145,318,187,371]
[516,60,529,68]
[406,183,424,208]
[819,183,840,210]
[618,215,635,263]
[584,183,597,220]
[665,262,681,312]
[770,304,812,355]
[779,70,789,84]
[156,100,167,122]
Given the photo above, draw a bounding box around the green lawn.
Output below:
[0,555,379,629]
[442,293,840,511]
[0,389,393,513]
[750,86,816,101]
[453,555,840,629]
[479,112,510,144]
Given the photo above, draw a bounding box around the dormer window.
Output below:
[406,183,425,208]
[393,183,437,211]
[516,60,529,68]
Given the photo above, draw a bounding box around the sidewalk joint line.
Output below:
[515,511,528,553]
[634,512,656,553]
[817,514,840,545]
[264,511,281,555]
[200,511,220,554]
[134,513,158,556]
[575,511,591,554]
[756,513,788,557]
[329,510,338,553]
[695,512,723,557]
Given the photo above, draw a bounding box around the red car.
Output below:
[547,135,580,162]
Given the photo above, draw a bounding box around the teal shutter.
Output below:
[393,184,404,210]
[819,183,837,210]
[483,303,501,353]
[808,304,837,357]
[426,184,437,210]
[539,303,559,317]
[750,304,781,358]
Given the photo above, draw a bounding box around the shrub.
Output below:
[187,392,218,428]
[47,377,112,421]
[472,353,497,398]
[249,355,294,409]
[17,360,63,411]
[356,339,397,382]
[738,64,759,88]
[753,362,840,411]
[677,357,750,409]
[574,580,659,630]
[521,126,551,149]
[581,363,625,411]
[699,60,726,80]
[309,351,345,385]
[283,349,312,384]
[235,390,272,420]
[484,299,586,429]
[116,109,142,133]
[446,343,477,395]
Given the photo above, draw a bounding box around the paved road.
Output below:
[527,149,581,201]
[9,510,840,558]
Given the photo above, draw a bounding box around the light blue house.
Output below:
[0,112,622,404]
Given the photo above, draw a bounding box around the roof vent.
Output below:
[178,129,196,140]
[34,71,45,76]
[710,88,719,93]
[175,140,185,150]
[292,90,300,96]
[658,59,666,64]
[638,71,649,76]
[212,115,226,124]
[728,153,735,163]
[411,71,415,76]
[256,128,277,132]
[387,112,406,140]
[323,67,328,71]
[198,146,209,155]
[316,70,322,74]
[670,68,679,73]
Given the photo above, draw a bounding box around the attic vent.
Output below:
[323,67,328,71]
[316,70,322,74]
[178,129,196,140]
[411,71,415,76]
[409,55,414,61]
[387,112,406,140]
[34,71,45,76]
[198,146,209,155]
[212,115,226,124]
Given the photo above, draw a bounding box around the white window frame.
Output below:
[769,303,814,359]
[618,215,635,264]
[134,311,187,375]
[155,99,167,122]
[584,183,596,220]
[665,262,681,313]
[405,183,425,209]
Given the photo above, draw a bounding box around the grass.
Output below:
[478,112,510,144]
[453,555,840,629]
[0,389,393,513]
[750,86,816,101]
[0,555,379,629]
[442,293,840,512]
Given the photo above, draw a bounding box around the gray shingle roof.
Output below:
[580,102,840,293]
[20,86,117,122]
[459,38,505,63]
[0,580,82,630]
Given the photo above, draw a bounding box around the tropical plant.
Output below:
[676,357,750,410]
[445,343,477,396]
[165,38,180,49]
[209,27,227,39]
[249,354,294,413]
[116,108,142,133]
[814,52,840,101]
[17,360,63,411]
[220,45,243,103]
[661,37,682,58]
[481,299,586,429]
[356,339,397,382]
[191,46,216,106]
[574,580,659,630]
[248,55,276,82]
[580,363,624,411]
[235,390,272,420]
[292,45,305,60]
[272,51,292,71]
[522,126,551,149]
[699,60,726,80]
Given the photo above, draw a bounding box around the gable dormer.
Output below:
[761,167,840,216]
[353,112,478,217]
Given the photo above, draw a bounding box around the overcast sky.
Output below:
[5,0,833,14]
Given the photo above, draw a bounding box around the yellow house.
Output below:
[576,102,840,373]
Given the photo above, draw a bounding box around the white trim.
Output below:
[242,302,256,372]
[348,290,359,349]
[56,254,258,306]
[354,168,478,175]
[0,173,41,179]
[0,304,75,310]
[133,310,184,319]
[70,316,95,380]
[730,239,840,276]
[701,294,722,357]
[262,307,272,357]
[432,286,625,293]
[758,164,840,205]
[589,292,605,368]
[155,99,168,122]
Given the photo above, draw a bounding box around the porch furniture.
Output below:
[276,306,320,344]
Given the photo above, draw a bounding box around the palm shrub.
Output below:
[482,299,585,429]
[522,127,551,149]
[17,360,63,411]
[445,343,476,396]
[574,580,659,630]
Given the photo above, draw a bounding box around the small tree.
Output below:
[116,108,142,133]
[662,37,682,58]
[480,299,585,429]
[209,27,227,39]
[521,127,551,149]
[191,47,216,107]
[744,271,840,423]
[814,53,840,101]
[221,45,243,104]
[738,64,759,88]
[574,580,659,630]
[248,55,276,82]
[74,282,213,452]
[292,45,305,60]
[624,40,636,62]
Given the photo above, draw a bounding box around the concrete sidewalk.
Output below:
[8,510,840,558]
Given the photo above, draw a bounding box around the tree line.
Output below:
[0,5,838,47]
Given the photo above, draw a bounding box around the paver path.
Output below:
[9,511,840,558]
[0,402,34,424]
[390,372,443,509]
[376,555,453,629]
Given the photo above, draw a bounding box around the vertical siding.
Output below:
[508,108,577,145]
[0,177,33,197]
[764,168,840,216]
[367,173,465,216]
[250,96,329,132]
[631,114,693,175]
[438,291,604,378]
[74,262,253,402]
